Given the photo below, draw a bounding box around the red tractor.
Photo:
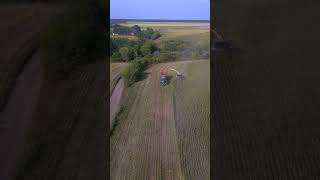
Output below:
[160,68,168,86]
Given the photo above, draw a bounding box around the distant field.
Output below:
[157,28,209,42]
[116,21,210,42]
[111,34,138,40]
[121,21,209,28]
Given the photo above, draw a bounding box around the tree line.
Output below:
[111,37,209,85]
[111,24,161,40]
[40,0,106,79]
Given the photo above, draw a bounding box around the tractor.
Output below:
[160,68,167,86]
[159,68,182,86]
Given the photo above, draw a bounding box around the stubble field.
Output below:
[110,60,210,180]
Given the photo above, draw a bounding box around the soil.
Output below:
[110,78,125,129]
[0,52,44,180]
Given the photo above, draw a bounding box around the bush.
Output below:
[151,31,161,40]
[128,48,137,61]
[112,24,131,35]
[40,0,105,79]
[191,42,210,59]
[159,40,186,52]
[110,38,144,54]
[122,60,145,84]
[119,47,129,62]
[136,28,161,40]
[142,54,155,64]
[111,52,122,62]
[140,41,157,56]
[154,52,178,63]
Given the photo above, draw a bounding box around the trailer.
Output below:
[159,68,183,86]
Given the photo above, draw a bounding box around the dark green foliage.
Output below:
[40,0,105,79]
[110,24,160,40]
[112,24,131,35]
[118,47,135,62]
[142,54,156,64]
[144,28,154,39]
[159,40,187,52]
[127,48,136,61]
[111,52,122,62]
[119,47,129,62]
[151,31,161,40]
[136,27,161,40]
[131,25,141,35]
[121,59,144,84]
[140,41,157,56]
[111,38,144,53]
[191,43,210,59]
[153,52,178,63]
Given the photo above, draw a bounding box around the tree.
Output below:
[131,25,141,35]
[122,60,144,84]
[119,47,129,61]
[140,41,157,56]
[151,31,161,40]
[40,0,105,78]
[127,48,136,61]
[145,27,154,39]
[159,40,186,52]
[154,52,177,63]
[133,45,141,56]
[111,52,122,62]
[113,24,131,35]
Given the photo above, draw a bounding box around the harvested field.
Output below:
[0,52,44,179]
[110,60,210,180]
[15,60,108,180]
[213,0,320,179]
[156,27,209,41]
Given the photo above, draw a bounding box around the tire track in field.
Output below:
[171,61,210,180]
[110,63,184,180]
[152,64,183,180]
[110,78,148,180]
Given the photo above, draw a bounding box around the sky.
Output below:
[110,0,210,20]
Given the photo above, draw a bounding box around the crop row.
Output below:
[172,61,210,180]
[19,61,101,179]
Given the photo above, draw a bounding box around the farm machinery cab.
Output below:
[160,68,168,86]
[159,68,182,86]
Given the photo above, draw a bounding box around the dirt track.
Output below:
[110,78,125,129]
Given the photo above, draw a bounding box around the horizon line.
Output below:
[110,18,210,21]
